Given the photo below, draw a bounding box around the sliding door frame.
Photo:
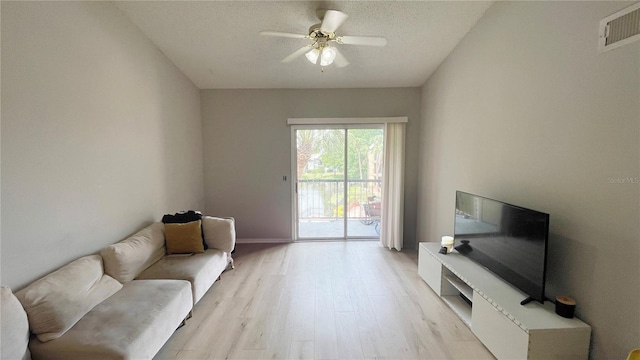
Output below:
[291,123,384,241]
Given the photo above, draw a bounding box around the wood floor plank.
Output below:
[331,275,355,312]
[314,273,339,359]
[263,284,295,359]
[335,311,365,360]
[290,340,314,360]
[346,277,390,359]
[210,319,257,360]
[154,242,495,360]
[240,275,286,350]
[290,295,315,342]
[369,294,417,359]
[394,292,453,359]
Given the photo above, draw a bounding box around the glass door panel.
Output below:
[346,128,384,238]
[296,129,345,239]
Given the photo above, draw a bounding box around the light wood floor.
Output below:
[155,241,495,360]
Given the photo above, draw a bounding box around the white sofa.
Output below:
[2,216,235,360]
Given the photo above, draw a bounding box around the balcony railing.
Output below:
[297,179,382,221]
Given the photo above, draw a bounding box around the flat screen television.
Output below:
[453,191,550,304]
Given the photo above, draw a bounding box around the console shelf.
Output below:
[444,274,473,301]
[441,294,472,327]
[418,242,591,360]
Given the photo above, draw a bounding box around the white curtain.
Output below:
[380,122,405,251]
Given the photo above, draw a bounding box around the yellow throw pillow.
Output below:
[164,220,204,254]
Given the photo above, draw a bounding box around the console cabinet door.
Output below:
[418,245,443,295]
[471,292,529,360]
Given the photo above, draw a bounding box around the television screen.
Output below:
[454,191,549,304]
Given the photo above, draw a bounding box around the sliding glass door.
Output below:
[292,125,384,240]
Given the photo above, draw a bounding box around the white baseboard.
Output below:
[236,238,292,244]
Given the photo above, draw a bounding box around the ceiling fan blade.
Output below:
[338,35,387,47]
[282,45,312,63]
[320,10,348,33]
[333,47,349,68]
[260,31,309,39]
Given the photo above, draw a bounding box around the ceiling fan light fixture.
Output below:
[321,46,336,65]
[305,48,320,64]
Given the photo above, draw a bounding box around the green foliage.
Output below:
[319,128,383,180]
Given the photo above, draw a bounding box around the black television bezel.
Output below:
[453,191,550,304]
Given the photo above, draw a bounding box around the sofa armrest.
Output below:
[1,286,31,360]
[202,216,236,253]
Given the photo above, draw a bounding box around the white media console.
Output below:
[418,242,591,360]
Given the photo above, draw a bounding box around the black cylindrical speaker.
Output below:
[555,295,576,318]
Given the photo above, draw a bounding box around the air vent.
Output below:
[599,2,640,52]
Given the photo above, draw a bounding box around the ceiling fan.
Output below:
[260,9,387,69]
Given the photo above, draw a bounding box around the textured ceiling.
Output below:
[115,1,493,89]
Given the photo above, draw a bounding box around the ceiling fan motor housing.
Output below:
[308,24,335,41]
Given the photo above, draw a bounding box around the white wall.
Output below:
[0,1,3,284]
[201,88,421,249]
[1,1,204,290]
[417,2,639,359]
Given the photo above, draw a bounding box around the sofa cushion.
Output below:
[164,220,204,254]
[137,249,228,304]
[16,255,122,342]
[162,210,208,250]
[101,222,165,283]
[202,216,236,252]
[28,280,192,360]
[1,286,31,360]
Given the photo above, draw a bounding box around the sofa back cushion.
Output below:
[1,286,31,360]
[15,255,122,342]
[202,216,236,253]
[101,222,165,283]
